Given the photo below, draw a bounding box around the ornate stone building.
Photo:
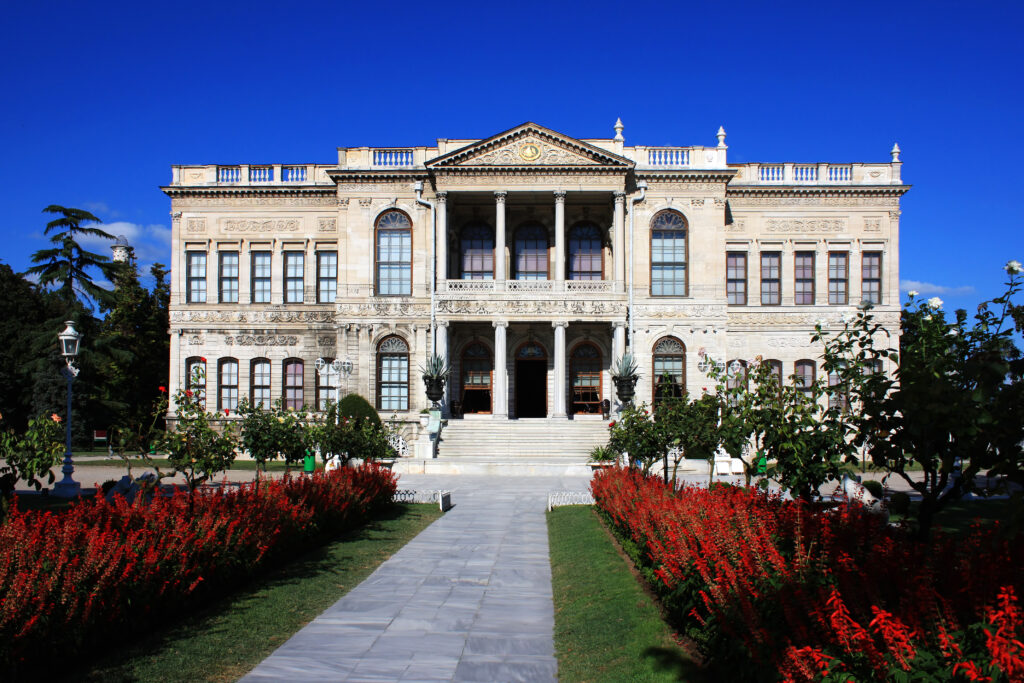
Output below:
[163,121,906,449]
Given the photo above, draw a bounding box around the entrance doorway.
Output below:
[514,341,547,418]
[460,342,492,414]
[570,342,603,415]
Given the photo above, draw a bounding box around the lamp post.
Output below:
[53,321,82,498]
[315,357,353,411]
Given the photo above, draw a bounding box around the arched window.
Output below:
[828,362,849,411]
[377,337,409,411]
[251,358,271,408]
[185,356,207,410]
[460,222,494,280]
[650,210,688,296]
[652,337,685,407]
[218,358,239,413]
[316,357,337,411]
[283,358,304,410]
[514,223,548,280]
[765,359,784,386]
[568,223,602,280]
[795,360,816,397]
[570,343,602,414]
[460,342,492,414]
[375,210,412,295]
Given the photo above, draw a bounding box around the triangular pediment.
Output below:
[426,123,633,170]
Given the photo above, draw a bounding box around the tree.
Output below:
[822,261,1024,539]
[24,206,117,309]
[655,391,722,484]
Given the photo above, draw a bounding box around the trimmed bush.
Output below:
[338,393,382,428]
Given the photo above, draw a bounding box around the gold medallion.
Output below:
[519,143,541,161]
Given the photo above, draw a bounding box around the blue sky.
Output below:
[1,0,1021,314]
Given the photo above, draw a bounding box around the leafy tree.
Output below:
[237,398,309,481]
[337,393,382,428]
[24,205,117,309]
[309,401,391,466]
[0,412,64,499]
[654,392,722,484]
[822,261,1024,539]
[607,405,662,472]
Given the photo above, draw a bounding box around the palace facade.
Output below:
[163,121,906,442]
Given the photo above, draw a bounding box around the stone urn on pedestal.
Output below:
[420,353,450,409]
[611,352,639,407]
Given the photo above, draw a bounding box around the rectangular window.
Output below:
[795,360,816,397]
[828,252,849,305]
[378,354,409,411]
[794,251,815,305]
[219,252,239,303]
[186,252,207,303]
[284,252,304,303]
[251,251,271,304]
[760,252,781,305]
[317,251,337,303]
[219,359,238,412]
[377,229,412,295]
[651,230,687,296]
[251,360,271,408]
[862,252,882,305]
[284,360,303,410]
[726,252,747,305]
[316,359,336,411]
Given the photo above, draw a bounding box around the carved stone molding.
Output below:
[435,298,625,317]
[635,304,727,319]
[435,191,448,203]
[764,336,823,348]
[222,218,300,233]
[494,191,507,203]
[336,301,431,317]
[864,217,881,232]
[187,334,204,345]
[171,309,336,324]
[714,198,726,208]
[225,334,298,346]
[318,335,336,347]
[726,218,746,232]
[468,136,601,167]
[728,311,899,327]
[358,198,373,207]
[690,198,705,207]
[174,196,335,208]
[889,210,902,220]
[335,183,410,192]
[186,218,206,233]
[337,197,350,206]
[318,217,337,233]
[437,173,621,187]
[765,218,846,233]
[728,196,900,207]
[553,190,566,201]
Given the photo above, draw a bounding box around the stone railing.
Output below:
[172,164,332,186]
[631,145,727,170]
[733,162,899,185]
[371,149,415,167]
[566,280,613,293]
[438,279,623,295]
[547,490,595,511]
[646,147,690,167]
[507,280,554,293]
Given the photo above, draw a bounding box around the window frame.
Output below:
[251,251,272,304]
[250,358,271,408]
[218,251,239,304]
[283,358,304,410]
[315,356,337,411]
[218,358,239,413]
[652,336,686,408]
[649,210,689,297]
[569,342,603,415]
[284,251,305,304]
[794,251,815,305]
[828,251,849,305]
[794,359,816,397]
[185,356,207,410]
[513,222,550,280]
[568,222,603,281]
[376,336,410,412]
[317,250,338,304]
[726,251,747,305]
[862,251,883,305]
[760,251,781,305]
[459,222,495,280]
[186,251,207,304]
[375,210,413,296]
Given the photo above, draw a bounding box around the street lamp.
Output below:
[54,321,82,498]
[315,357,353,411]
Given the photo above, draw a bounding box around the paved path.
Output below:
[242,474,591,683]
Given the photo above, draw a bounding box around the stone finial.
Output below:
[613,118,624,142]
[891,142,901,162]
[717,126,727,148]
[111,235,130,263]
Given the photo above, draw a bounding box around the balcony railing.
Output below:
[438,279,621,295]
[249,166,274,182]
[372,149,414,167]
[217,166,241,183]
[735,162,898,185]
[282,165,307,182]
[647,147,690,167]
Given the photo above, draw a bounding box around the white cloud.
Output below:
[899,280,976,296]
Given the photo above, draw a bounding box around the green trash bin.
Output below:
[303,451,316,473]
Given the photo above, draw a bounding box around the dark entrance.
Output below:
[514,341,548,418]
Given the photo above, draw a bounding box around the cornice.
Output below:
[726,185,911,198]
[637,170,737,183]
[325,168,429,182]
[162,186,334,198]
[429,166,629,176]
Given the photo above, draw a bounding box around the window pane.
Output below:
[187,252,207,303]
[318,252,337,303]
[377,216,412,295]
[650,212,687,297]
[761,252,781,305]
[252,252,271,303]
[285,252,304,303]
[219,252,238,303]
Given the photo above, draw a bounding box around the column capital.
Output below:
[551,320,569,329]
[436,320,450,328]
[612,320,627,329]
[435,191,448,203]
[613,191,626,204]
[553,190,566,202]
[494,191,507,203]
[492,320,509,329]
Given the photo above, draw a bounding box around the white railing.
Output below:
[372,149,414,167]
[217,166,241,183]
[759,164,785,182]
[249,166,273,182]
[792,165,817,182]
[565,280,613,293]
[507,280,554,293]
[647,147,690,167]
[443,280,496,293]
[282,165,307,182]
[827,165,852,182]
[547,490,595,511]
[387,433,409,458]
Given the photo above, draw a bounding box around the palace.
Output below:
[163,121,907,461]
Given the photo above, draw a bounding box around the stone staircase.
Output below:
[392,417,611,476]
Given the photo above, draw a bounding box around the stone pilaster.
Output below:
[552,321,568,418]
[495,191,507,282]
[493,321,508,418]
[554,190,566,282]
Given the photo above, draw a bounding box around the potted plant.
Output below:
[611,353,639,405]
[420,354,450,408]
[589,444,618,470]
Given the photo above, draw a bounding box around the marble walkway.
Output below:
[241,474,592,683]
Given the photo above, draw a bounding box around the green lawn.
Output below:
[80,457,308,472]
[68,503,443,682]
[890,497,1022,535]
[548,506,706,682]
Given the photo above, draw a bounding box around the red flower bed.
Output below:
[592,467,1024,681]
[0,465,396,674]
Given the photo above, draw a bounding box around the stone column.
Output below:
[612,321,626,364]
[552,321,568,418]
[436,192,448,282]
[554,190,566,282]
[436,320,450,413]
[357,324,372,400]
[495,191,507,282]
[613,191,625,286]
[493,321,508,418]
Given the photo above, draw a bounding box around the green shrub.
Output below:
[337,394,382,428]
[861,479,884,498]
[588,444,617,462]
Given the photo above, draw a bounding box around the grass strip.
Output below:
[81,457,303,471]
[548,505,705,682]
[71,502,442,683]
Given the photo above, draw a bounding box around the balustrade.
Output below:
[282,165,307,182]
[507,280,554,293]
[372,149,414,167]
[647,147,691,167]
[217,166,241,183]
[827,165,852,182]
[759,164,785,182]
[792,165,817,182]
[249,166,274,183]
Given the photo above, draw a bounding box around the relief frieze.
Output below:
[336,301,430,317]
[225,334,299,346]
[222,218,300,233]
[186,218,206,233]
[173,196,336,208]
[318,217,337,233]
[437,174,619,186]
[727,196,900,207]
[434,299,625,317]
[171,310,336,323]
[766,217,846,233]
[468,137,599,166]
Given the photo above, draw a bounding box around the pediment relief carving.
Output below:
[427,123,633,169]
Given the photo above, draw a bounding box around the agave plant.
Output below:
[420,354,450,381]
[611,353,638,380]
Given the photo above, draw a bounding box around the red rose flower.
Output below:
[185,389,193,397]
[223,408,230,416]
[158,385,167,393]
[609,421,616,428]
[199,357,207,363]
